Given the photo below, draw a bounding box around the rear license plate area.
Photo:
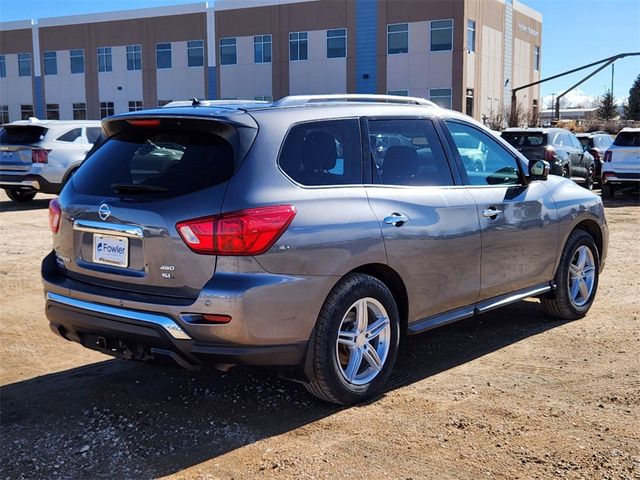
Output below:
[92,234,129,268]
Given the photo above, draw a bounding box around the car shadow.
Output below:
[601,191,640,208]
[0,196,53,212]
[0,300,568,478]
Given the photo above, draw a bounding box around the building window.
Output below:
[46,104,60,120]
[388,90,408,96]
[97,47,112,72]
[466,88,474,117]
[73,103,87,120]
[100,101,114,118]
[127,45,142,70]
[18,53,31,77]
[187,40,204,67]
[0,105,8,124]
[431,20,453,52]
[44,51,57,75]
[467,20,476,52]
[289,32,308,61]
[156,43,172,69]
[327,29,346,58]
[128,101,144,111]
[255,96,273,102]
[20,105,33,120]
[534,45,540,71]
[70,49,84,74]
[158,99,172,106]
[387,24,408,54]
[254,35,272,64]
[430,88,452,109]
[220,38,237,65]
[0,55,5,78]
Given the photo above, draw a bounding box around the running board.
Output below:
[407,283,553,335]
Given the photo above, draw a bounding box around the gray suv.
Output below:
[42,95,608,404]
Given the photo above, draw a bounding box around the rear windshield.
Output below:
[614,131,640,147]
[501,132,546,147]
[72,129,234,198]
[0,125,47,145]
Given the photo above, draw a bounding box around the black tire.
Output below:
[541,229,599,320]
[583,166,594,190]
[305,273,400,405]
[4,188,37,203]
[601,183,615,199]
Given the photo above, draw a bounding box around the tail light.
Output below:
[544,146,556,162]
[32,149,49,163]
[590,149,600,161]
[177,205,296,255]
[604,151,612,162]
[49,198,61,234]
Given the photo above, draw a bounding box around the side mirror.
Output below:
[529,160,550,181]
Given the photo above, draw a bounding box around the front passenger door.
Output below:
[444,120,558,301]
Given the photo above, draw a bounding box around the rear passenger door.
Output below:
[363,118,482,321]
[443,120,558,301]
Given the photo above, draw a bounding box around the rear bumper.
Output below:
[602,171,640,186]
[0,173,61,193]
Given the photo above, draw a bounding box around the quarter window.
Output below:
[44,51,57,75]
[446,121,521,186]
[430,88,452,109]
[100,101,115,118]
[70,49,84,74]
[279,119,362,186]
[73,103,87,120]
[467,20,476,52]
[367,119,453,186]
[220,38,237,65]
[289,32,308,61]
[327,29,346,58]
[126,45,142,70]
[86,127,102,144]
[57,128,82,143]
[254,35,272,64]
[97,47,112,72]
[156,43,172,69]
[431,19,453,52]
[18,53,31,77]
[387,23,408,54]
[187,40,204,67]
[46,104,60,120]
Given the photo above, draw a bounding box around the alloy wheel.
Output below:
[568,245,596,307]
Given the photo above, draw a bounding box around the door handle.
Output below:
[482,208,502,219]
[383,212,410,226]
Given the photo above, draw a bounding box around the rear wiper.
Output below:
[111,183,168,194]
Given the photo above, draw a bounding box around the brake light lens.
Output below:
[544,146,556,162]
[127,119,161,127]
[49,198,61,234]
[177,205,296,255]
[604,151,612,162]
[32,149,49,163]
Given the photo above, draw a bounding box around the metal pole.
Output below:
[611,63,614,96]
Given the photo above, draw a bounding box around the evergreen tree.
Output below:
[596,90,616,121]
[624,74,640,120]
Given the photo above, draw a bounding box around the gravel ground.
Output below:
[0,189,639,480]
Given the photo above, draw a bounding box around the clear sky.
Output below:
[1,0,639,106]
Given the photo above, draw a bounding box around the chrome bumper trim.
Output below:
[46,291,191,340]
[73,220,144,238]
[476,284,552,314]
[0,179,40,189]
[603,176,640,183]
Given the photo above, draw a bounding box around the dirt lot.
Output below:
[0,189,639,480]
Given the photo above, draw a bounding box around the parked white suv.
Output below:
[0,118,102,202]
[602,128,640,198]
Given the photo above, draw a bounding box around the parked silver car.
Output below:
[42,95,608,404]
[0,118,102,202]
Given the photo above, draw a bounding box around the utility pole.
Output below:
[611,63,615,97]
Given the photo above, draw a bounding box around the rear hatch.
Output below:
[609,131,640,171]
[54,111,258,299]
[0,125,48,172]
[501,131,548,162]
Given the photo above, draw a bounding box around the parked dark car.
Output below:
[576,132,613,185]
[501,128,596,189]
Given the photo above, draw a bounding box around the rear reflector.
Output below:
[201,314,232,324]
[127,119,161,127]
[32,149,49,163]
[177,205,296,256]
[604,151,612,162]
[49,198,61,234]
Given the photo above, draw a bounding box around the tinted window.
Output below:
[614,131,640,147]
[577,137,591,149]
[501,132,546,147]
[0,126,46,144]
[56,128,82,143]
[447,121,521,186]
[73,129,234,198]
[367,119,453,186]
[597,136,612,148]
[86,127,102,144]
[568,133,583,150]
[279,119,361,186]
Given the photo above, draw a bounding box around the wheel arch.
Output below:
[573,219,603,261]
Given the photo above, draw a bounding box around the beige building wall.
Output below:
[43,50,86,119]
[289,30,347,95]
[479,25,503,118]
[156,41,205,103]
[219,35,273,99]
[97,47,143,114]
[0,53,34,120]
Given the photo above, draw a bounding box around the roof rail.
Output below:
[273,94,437,107]
[161,99,270,108]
